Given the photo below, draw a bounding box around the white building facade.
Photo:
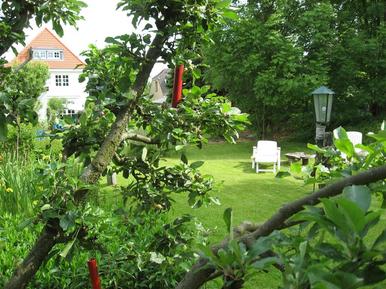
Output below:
[9,28,87,121]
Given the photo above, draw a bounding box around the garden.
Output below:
[1,1,386,289]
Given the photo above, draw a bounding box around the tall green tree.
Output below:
[0,62,49,157]
[205,0,386,138]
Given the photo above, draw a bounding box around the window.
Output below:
[33,51,41,59]
[55,75,62,86]
[31,49,63,60]
[63,75,69,86]
[55,75,69,87]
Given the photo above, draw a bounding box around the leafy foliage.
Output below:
[0,210,205,289]
[0,62,49,138]
[204,0,386,138]
[0,0,86,56]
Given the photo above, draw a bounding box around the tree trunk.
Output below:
[3,32,167,289]
[4,225,59,289]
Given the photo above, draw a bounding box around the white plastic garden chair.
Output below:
[251,140,281,174]
[347,131,362,147]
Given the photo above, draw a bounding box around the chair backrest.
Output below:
[256,141,278,158]
[347,131,362,146]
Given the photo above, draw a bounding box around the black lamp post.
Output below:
[311,86,335,146]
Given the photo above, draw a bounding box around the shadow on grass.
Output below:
[234,161,291,174]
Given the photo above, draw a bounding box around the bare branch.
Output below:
[121,132,159,144]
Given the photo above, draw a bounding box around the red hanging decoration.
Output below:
[88,258,102,289]
[172,64,184,108]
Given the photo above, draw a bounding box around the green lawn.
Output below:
[165,141,312,288]
[165,141,312,242]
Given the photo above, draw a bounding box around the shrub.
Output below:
[0,210,206,289]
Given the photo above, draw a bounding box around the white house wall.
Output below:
[38,69,87,121]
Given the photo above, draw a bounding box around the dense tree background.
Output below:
[204,0,386,139]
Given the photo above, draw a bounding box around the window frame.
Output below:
[31,48,64,61]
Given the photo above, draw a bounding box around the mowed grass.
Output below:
[163,141,312,289]
[165,141,312,242]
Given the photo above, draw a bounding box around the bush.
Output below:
[0,210,206,289]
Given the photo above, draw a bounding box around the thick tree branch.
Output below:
[4,222,61,289]
[80,32,166,184]
[176,164,386,289]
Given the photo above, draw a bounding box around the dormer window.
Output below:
[31,48,64,60]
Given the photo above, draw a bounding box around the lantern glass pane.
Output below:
[326,94,333,123]
[313,94,327,123]
[313,94,333,124]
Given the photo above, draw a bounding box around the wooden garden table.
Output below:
[285,152,316,165]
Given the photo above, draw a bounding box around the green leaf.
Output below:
[144,23,153,30]
[41,204,52,211]
[59,212,76,231]
[333,126,348,140]
[105,36,119,44]
[223,208,233,238]
[307,143,326,153]
[223,10,239,21]
[337,198,366,233]
[53,21,64,37]
[250,236,274,256]
[141,147,147,162]
[59,239,76,258]
[180,153,188,164]
[334,138,354,158]
[79,112,87,127]
[342,185,371,213]
[175,145,185,151]
[252,256,280,269]
[149,252,165,264]
[322,198,348,231]
[190,161,204,169]
[367,130,386,142]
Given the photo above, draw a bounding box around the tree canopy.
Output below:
[204,0,386,138]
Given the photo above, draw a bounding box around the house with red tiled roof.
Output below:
[9,28,87,121]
